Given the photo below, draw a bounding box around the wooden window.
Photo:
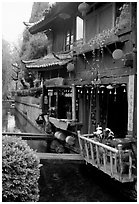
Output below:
[76,16,83,40]
[65,30,74,51]
[85,3,114,42]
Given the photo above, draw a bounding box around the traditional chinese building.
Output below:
[21,2,136,141]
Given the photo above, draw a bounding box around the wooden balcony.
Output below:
[77,131,136,183]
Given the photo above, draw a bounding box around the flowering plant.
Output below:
[93,126,114,142]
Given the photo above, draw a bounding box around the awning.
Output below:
[46,117,72,130]
[22,53,72,70]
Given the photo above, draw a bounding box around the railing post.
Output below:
[110,151,113,177]
[96,145,100,168]
[90,143,95,164]
[84,141,89,160]
[129,150,132,180]
[117,144,123,181]
[103,149,107,172]
[77,131,83,155]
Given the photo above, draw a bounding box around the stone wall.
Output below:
[15,96,42,128]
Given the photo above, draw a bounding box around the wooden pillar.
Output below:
[131,2,137,138]
[72,84,76,120]
[127,75,134,135]
[55,90,58,118]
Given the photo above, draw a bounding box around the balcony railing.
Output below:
[77,131,136,183]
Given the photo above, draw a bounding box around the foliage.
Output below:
[20,30,48,61]
[19,3,50,84]
[16,87,42,97]
[20,2,50,61]
[29,2,49,23]
[2,39,14,99]
[2,135,40,202]
[2,38,23,98]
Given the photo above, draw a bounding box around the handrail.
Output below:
[77,131,135,183]
[79,135,118,153]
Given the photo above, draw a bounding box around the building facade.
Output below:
[22,2,137,139]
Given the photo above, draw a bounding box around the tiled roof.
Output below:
[22,53,72,69]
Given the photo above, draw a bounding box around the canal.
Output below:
[2,102,133,202]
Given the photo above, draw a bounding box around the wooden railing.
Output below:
[77,131,135,183]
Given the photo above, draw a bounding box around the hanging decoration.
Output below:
[100,85,105,94]
[74,3,130,56]
[67,62,75,72]
[112,49,124,60]
[121,84,126,93]
[78,2,90,17]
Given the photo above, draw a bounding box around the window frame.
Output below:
[65,29,74,51]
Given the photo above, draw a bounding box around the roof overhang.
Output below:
[22,52,73,71]
[29,2,81,34]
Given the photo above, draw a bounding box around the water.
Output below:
[2,102,41,134]
[2,102,133,202]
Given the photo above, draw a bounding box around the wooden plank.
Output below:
[37,153,84,162]
[2,132,53,140]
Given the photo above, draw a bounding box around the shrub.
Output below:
[2,135,40,202]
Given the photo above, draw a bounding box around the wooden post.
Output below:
[90,142,95,164]
[96,145,100,168]
[117,144,123,181]
[88,92,92,134]
[127,75,135,135]
[103,149,107,172]
[72,84,76,120]
[85,140,89,160]
[128,150,132,180]
[55,90,58,118]
[77,131,83,155]
[110,151,113,177]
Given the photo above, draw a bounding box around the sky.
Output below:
[2,1,33,43]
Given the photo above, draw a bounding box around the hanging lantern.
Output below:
[78,2,90,17]
[121,84,126,93]
[112,49,124,60]
[106,84,113,90]
[67,62,75,72]
[109,90,112,94]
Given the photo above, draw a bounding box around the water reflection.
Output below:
[2,106,21,133]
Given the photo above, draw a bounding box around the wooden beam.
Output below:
[37,153,84,163]
[2,132,53,140]
[72,84,76,120]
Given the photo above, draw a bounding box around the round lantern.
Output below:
[67,62,75,72]
[66,136,75,145]
[54,131,66,141]
[78,2,90,16]
[112,49,124,60]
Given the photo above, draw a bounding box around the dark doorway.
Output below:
[58,95,72,119]
[107,86,128,137]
